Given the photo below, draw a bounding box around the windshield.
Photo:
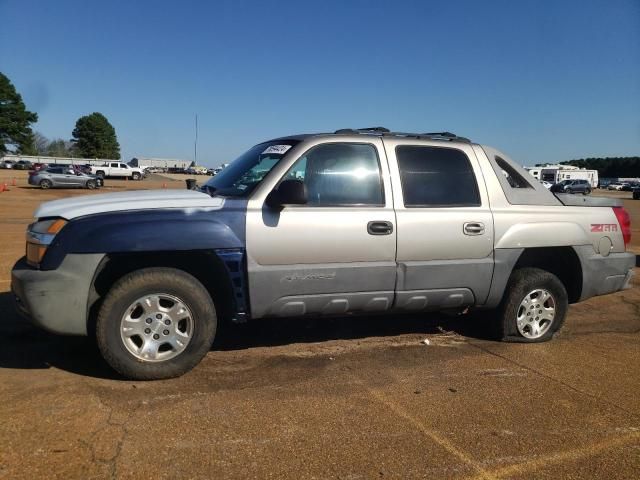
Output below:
[203,140,299,197]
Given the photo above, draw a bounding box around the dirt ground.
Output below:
[0,170,638,479]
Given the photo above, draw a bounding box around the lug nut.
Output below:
[164,319,171,325]
[145,318,152,324]
[156,314,162,319]
[153,334,160,340]
[163,329,169,335]
[144,328,151,334]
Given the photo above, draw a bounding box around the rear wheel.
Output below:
[96,170,105,179]
[39,179,52,189]
[493,268,568,342]
[583,188,591,195]
[96,268,217,380]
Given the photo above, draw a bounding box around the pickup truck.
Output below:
[11,128,635,380]
[90,162,143,180]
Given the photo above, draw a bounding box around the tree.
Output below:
[0,72,38,155]
[71,112,120,159]
[47,139,74,157]
[34,131,49,155]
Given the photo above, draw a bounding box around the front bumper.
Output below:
[11,254,104,335]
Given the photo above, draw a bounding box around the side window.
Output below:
[495,157,534,189]
[120,163,128,168]
[110,163,119,168]
[396,146,481,207]
[286,143,384,206]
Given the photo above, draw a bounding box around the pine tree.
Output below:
[71,112,120,159]
[0,72,38,155]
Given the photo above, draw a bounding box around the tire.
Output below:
[583,188,591,195]
[565,188,572,194]
[96,171,105,179]
[40,179,52,189]
[96,267,217,380]
[132,172,141,180]
[494,267,568,343]
[86,180,97,189]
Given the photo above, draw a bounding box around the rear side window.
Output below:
[396,146,480,207]
[495,157,533,189]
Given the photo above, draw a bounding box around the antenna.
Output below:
[194,114,198,165]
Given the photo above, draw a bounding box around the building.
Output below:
[129,157,192,170]
[525,165,599,187]
[0,154,119,166]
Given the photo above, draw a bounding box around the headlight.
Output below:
[26,218,67,267]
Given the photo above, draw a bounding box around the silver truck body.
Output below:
[11,129,636,379]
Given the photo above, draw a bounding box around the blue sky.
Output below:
[1,0,639,167]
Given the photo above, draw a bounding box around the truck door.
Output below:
[384,139,495,309]
[246,138,397,318]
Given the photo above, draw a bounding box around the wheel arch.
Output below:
[484,246,583,308]
[87,249,248,337]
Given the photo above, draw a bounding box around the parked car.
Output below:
[0,160,15,169]
[549,179,591,195]
[633,187,640,200]
[13,160,33,170]
[621,182,640,192]
[607,183,625,191]
[28,166,102,189]
[90,162,143,180]
[12,128,635,380]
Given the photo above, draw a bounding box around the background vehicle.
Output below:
[549,179,591,194]
[90,162,143,180]
[621,182,640,192]
[28,166,101,189]
[0,160,15,169]
[607,183,625,191]
[12,128,635,380]
[633,186,640,200]
[12,160,33,170]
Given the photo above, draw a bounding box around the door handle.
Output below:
[367,221,393,235]
[463,222,485,235]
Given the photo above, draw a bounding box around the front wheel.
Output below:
[96,268,217,380]
[132,172,141,180]
[86,180,97,189]
[494,268,568,342]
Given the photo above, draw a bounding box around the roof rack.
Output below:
[332,127,471,143]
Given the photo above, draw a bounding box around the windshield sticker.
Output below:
[262,144,292,155]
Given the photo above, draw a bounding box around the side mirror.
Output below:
[266,179,307,208]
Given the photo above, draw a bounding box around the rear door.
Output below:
[246,138,397,318]
[384,139,495,309]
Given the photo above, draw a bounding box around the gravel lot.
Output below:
[0,171,638,479]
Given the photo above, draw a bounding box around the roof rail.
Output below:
[332,128,471,143]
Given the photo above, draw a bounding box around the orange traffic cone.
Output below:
[0,184,4,193]
[2,183,8,192]
[11,178,17,186]
[162,182,167,189]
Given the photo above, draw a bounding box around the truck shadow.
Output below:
[0,291,493,380]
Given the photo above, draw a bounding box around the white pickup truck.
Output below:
[90,162,143,180]
[11,128,636,380]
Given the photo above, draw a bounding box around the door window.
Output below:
[285,143,384,206]
[396,146,481,207]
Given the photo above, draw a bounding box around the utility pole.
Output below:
[194,114,198,165]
